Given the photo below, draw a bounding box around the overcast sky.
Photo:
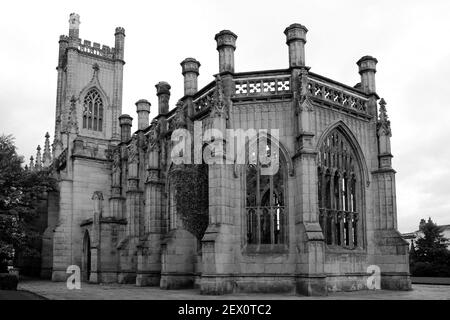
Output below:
[1,0,449,232]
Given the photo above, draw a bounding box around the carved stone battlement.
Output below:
[307,73,369,115]
[76,39,117,60]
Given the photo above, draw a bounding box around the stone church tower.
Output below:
[40,14,411,295]
[41,13,125,281]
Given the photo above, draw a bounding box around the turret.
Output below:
[114,27,126,61]
[29,156,34,172]
[35,145,42,170]
[43,132,52,167]
[214,30,237,73]
[284,23,308,68]
[357,55,378,94]
[377,98,393,169]
[180,58,200,97]
[135,100,151,130]
[68,13,80,39]
[155,82,171,114]
[119,114,133,142]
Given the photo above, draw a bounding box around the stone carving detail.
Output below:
[66,95,79,133]
[146,166,160,183]
[112,148,121,187]
[172,101,187,129]
[194,88,215,113]
[127,139,139,164]
[307,77,368,113]
[92,191,104,215]
[147,119,160,150]
[377,98,391,136]
[210,75,228,118]
[234,76,291,96]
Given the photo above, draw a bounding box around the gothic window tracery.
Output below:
[318,128,362,248]
[245,139,287,246]
[83,89,103,131]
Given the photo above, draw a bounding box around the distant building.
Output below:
[402,225,450,249]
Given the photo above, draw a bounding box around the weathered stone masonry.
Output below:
[37,13,411,296]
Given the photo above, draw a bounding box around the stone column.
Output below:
[357,55,378,116]
[135,99,151,130]
[215,30,237,73]
[118,138,142,284]
[180,58,200,117]
[283,23,326,296]
[200,36,238,294]
[119,114,133,142]
[155,82,171,115]
[136,123,164,286]
[284,23,308,68]
[181,58,200,96]
[68,13,80,39]
[89,192,103,283]
[112,27,126,142]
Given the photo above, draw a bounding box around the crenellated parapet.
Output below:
[62,13,125,64]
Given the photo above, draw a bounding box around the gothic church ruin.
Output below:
[32,13,411,295]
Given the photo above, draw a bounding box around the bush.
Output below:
[410,261,450,277]
[0,273,18,290]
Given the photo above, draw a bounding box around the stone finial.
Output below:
[357,55,378,94]
[180,58,200,97]
[214,30,237,73]
[377,98,392,168]
[378,98,389,124]
[114,27,126,61]
[43,132,52,167]
[119,114,133,142]
[29,156,35,171]
[155,82,171,114]
[35,145,42,170]
[69,13,80,39]
[135,99,151,130]
[115,27,125,36]
[284,23,308,68]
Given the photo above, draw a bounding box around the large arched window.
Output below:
[245,138,287,246]
[318,128,362,248]
[83,89,103,131]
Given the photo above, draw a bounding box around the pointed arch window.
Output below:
[83,89,103,132]
[318,128,362,248]
[245,138,287,246]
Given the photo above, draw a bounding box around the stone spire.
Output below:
[378,98,391,135]
[35,145,42,170]
[43,132,52,167]
[377,98,393,169]
[69,13,80,39]
[29,156,35,171]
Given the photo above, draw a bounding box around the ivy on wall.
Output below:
[171,164,209,240]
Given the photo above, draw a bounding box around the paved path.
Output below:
[17,280,450,300]
[0,289,46,300]
[411,277,450,285]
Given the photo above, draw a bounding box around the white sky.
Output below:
[1,0,449,233]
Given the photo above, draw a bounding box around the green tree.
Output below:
[410,217,450,277]
[415,218,449,263]
[0,134,56,272]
